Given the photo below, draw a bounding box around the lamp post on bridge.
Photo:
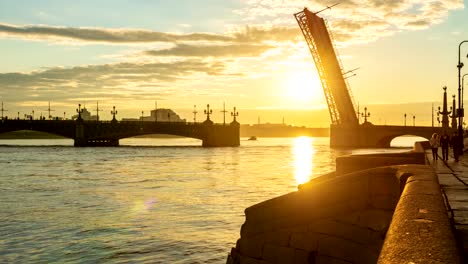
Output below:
[1,102,7,120]
[437,111,441,127]
[193,105,197,123]
[457,40,468,150]
[76,104,83,121]
[231,107,239,123]
[32,110,35,120]
[413,115,416,126]
[111,106,118,122]
[404,113,407,126]
[204,104,212,121]
[361,107,370,123]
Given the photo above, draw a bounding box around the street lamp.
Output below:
[111,106,117,122]
[404,113,407,126]
[193,105,197,123]
[463,73,468,109]
[204,104,212,121]
[361,107,370,123]
[457,40,468,145]
[413,115,415,126]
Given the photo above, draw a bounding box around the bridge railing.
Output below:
[1,119,236,127]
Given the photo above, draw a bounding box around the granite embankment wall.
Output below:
[227,142,460,264]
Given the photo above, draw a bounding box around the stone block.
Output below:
[262,243,295,264]
[308,219,372,245]
[355,209,394,232]
[316,255,352,264]
[316,235,361,262]
[290,231,319,251]
[369,175,400,196]
[347,191,369,211]
[261,229,290,247]
[238,236,265,259]
[239,255,269,264]
[369,194,399,210]
[294,249,312,264]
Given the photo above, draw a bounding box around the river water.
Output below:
[0,136,420,263]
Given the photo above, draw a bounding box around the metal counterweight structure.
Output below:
[294,8,358,126]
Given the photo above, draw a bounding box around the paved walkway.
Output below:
[427,146,468,260]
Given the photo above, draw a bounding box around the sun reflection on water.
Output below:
[292,136,315,185]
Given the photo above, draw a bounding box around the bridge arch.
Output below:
[377,132,431,148]
[0,129,70,139]
[389,135,429,147]
[0,120,76,139]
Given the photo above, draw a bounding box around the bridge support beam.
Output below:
[330,124,436,148]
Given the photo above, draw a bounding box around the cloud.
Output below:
[0,23,232,44]
[0,60,226,103]
[234,0,464,44]
[144,43,274,57]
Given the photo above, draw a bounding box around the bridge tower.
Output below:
[294,8,358,126]
[295,8,368,147]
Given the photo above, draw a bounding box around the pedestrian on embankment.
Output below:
[440,131,450,161]
[429,133,440,161]
[451,132,460,162]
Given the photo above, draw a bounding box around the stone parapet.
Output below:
[378,165,460,263]
[336,152,426,175]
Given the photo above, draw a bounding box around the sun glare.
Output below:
[292,136,315,185]
[285,70,321,103]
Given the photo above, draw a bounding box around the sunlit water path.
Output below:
[0,137,421,263]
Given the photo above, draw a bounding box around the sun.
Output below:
[284,70,322,102]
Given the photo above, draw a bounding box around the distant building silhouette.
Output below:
[72,107,98,121]
[122,109,186,122]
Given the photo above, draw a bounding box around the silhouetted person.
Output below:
[440,132,450,161]
[451,132,460,162]
[429,133,440,161]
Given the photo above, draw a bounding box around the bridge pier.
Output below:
[201,121,240,147]
[74,138,119,147]
[74,121,119,147]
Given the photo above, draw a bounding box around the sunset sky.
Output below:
[1,0,467,126]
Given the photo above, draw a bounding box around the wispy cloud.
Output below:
[144,43,274,57]
[0,23,232,44]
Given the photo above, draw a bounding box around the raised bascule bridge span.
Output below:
[0,119,240,147]
[294,8,439,147]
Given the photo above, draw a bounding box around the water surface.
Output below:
[0,137,417,263]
